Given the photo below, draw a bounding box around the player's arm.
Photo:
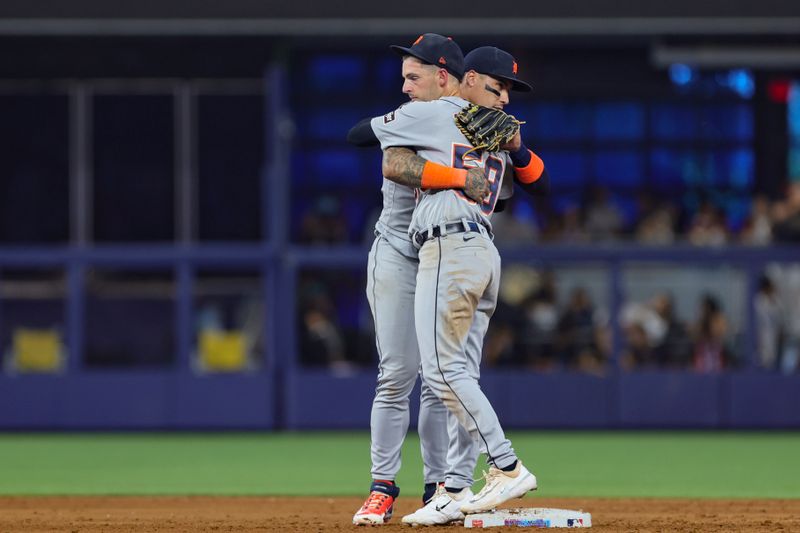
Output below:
[368,101,489,201]
[348,101,420,148]
[382,147,489,203]
[508,139,550,196]
[346,118,379,147]
[346,111,488,201]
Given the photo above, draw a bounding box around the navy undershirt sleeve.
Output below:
[346,117,379,147]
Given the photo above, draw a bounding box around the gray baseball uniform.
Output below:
[367,115,476,489]
[372,95,519,473]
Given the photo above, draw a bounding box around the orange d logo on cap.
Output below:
[512,61,518,75]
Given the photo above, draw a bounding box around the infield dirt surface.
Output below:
[1,496,798,532]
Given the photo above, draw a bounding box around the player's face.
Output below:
[401,57,444,102]
[473,74,511,110]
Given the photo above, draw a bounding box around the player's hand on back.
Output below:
[463,167,491,203]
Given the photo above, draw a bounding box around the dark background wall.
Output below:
[1,4,799,429]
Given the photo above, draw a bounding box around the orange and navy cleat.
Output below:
[352,480,400,525]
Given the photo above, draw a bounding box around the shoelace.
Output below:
[474,468,502,498]
[362,491,391,512]
[427,485,450,508]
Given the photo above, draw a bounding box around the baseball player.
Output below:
[368,46,550,521]
[348,34,488,526]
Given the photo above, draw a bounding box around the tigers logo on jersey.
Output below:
[383,111,396,124]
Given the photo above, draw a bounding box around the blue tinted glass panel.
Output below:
[291,151,309,183]
[593,103,644,140]
[713,148,754,189]
[93,94,174,242]
[529,103,592,141]
[593,151,644,189]
[504,103,532,118]
[513,200,537,224]
[552,192,582,214]
[0,94,69,243]
[650,149,698,192]
[699,105,753,140]
[304,109,362,141]
[309,56,365,93]
[731,105,753,140]
[537,150,586,190]
[197,94,263,241]
[610,194,639,228]
[790,82,800,137]
[790,149,800,180]
[723,195,752,232]
[376,57,399,92]
[291,195,310,236]
[340,195,372,242]
[791,83,800,178]
[651,105,698,140]
[307,150,362,186]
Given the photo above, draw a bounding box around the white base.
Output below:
[464,508,591,528]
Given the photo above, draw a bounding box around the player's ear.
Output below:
[437,68,449,88]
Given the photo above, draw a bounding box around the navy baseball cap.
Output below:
[464,46,532,92]
[390,33,465,80]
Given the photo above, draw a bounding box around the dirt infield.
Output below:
[1,496,798,532]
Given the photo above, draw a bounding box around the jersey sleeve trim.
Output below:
[513,150,545,184]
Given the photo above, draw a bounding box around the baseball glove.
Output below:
[454,103,523,154]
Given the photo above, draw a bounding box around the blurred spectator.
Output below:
[633,190,657,222]
[537,204,566,243]
[299,194,348,244]
[484,186,800,246]
[622,323,652,370]
[491,203,540,246]
[620,296,668,369]
[485,268,612,375]
[691,293,731,373]
[484,265,539,367]
[556,287,607,375]
[766,263,800,374]
[687,201,728,247]
[650,292,692,368]
[303,307,348,367]
[559,205,589,243]
[521,272,560,370]
[740,195,773,245]
[755,274,782,371]
[298,279,350,371]
[483,319,518,367]
[636,204,677,245]
[620,292,691,370]
[772,182,800,243]
[499,187,800,246]
[584,186,624,241]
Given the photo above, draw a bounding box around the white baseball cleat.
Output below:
[401,485,473,526]
[459,461,537,514]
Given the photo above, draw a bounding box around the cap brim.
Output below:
[389,45,429,65]
[484,73,533,93]
[504,76,533,93]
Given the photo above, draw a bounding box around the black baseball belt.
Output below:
[413,220,488,247]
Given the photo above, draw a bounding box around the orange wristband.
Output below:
[514,150,545,184]
[421,161,467,189]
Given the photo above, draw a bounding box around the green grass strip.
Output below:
[0,431,797,498]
